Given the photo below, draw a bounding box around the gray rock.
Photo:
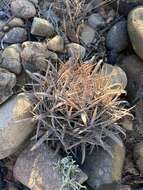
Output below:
[0,20,6,31]
[14,143,88,190]
[0,93,34,159]
[128,6,143,60]
[21,41,57,72]
[118,55,143,133]
[0,68,16,104]
[11,0,36,19]
[7,17,24,28]
[106,20,129,52]
[66,43,86,59]
[112,0,143,16]
[31,17,54,37]
[80,25,95,45]
[134,142,143,175]
[1,44,22,74]
[3,27,27,43]
[82,140,125,189]
[46,35,64,52]
[88,13,105,29]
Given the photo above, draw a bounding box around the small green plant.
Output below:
[55,156,86,190]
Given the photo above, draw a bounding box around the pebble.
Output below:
[134,142,143,175]
[0,68,16,104]
[0,93,34,159]
[11,0,36,19]
[1,44,22,74]
[66,43,86,59]
[106,20,129,52]
[80,25,95,45]
[31,17,54,37]
[3,27,27,43]
[14,143,87,190]
[82,139,125,189]
[7,17,24,28]
[46,35,64,52]
[128,6,143,60]
[88,13,105,29]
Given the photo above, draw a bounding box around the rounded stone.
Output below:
[31,17,54,38]
[102,64,127,89]
[7,17,24,28]
[106,20,129,52]
[3,27,27,44]
[80,25,95,45]
[82,139,125,189]
[128,6,143,60]
[66,43,86,59]
[88,13,105,29]
[0,68,16,104]
[46,35,64,52]
[1,44,22,74]
[0,93,34,159]
[11,0,36,19]
[14,143,87,190]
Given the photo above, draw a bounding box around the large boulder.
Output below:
[0,93,34,159]
[118,55,143,133]
[14,143,88,190]
[128,6,143,60]
[82,139,125,189]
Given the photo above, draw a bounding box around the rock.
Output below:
[82,139,125,189]
[1,44,22,74]
[118,55,143,133]
[88,13,105,29]
[3,25,10,32]
[128,6,143,60]
[112,0,143,16]
[46,35,64,52]
[14,144,88,190]
[118,55,143,100]
[134,142,143,175]
[7,17,24,28]
[102,64,127,89]
[3,27,27,44]
[106,20,129,52]
[0,68,16,104]
[31,17,54,37]
[66,43,86,59]
[80,25,95,45]
[0,20,6,31]
[21,41,57,72]
[0,93,34,159]
[11,0,36,19]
